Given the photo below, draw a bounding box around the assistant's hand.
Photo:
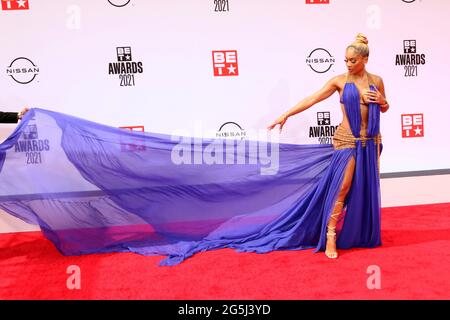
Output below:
[267,114,289,133]
[18,107,30,120]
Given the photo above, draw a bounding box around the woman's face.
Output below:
[345,47,368,74]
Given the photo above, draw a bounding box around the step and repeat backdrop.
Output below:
[1,0,449,177]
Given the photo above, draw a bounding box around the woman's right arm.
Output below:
[268,76,339,132]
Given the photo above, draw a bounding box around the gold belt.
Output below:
[332,125,382,175]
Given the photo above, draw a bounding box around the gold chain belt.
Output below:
[332,125,382,175]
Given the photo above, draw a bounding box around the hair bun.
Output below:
[355,33,369,45]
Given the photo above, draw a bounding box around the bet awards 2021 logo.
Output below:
[6,57,39,84]
[212,50,239,77]
[395,40,426,77]
[119,125,147,152]
[309,111,338,144]
[214,0,230,12]
[305,0,330,4]
[14,122,50,165]
[1,0,29,10]
[108,47,144,86]
[401,114,424,138]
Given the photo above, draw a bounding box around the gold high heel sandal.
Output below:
[325,201,344,259]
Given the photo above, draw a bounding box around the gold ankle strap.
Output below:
[329,200,345,220]
[327,231,336,237]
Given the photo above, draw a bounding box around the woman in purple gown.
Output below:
[268,33,390,258]
[0,34,389,266]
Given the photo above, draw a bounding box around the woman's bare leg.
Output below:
[325,156,356,259]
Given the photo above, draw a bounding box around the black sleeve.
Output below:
[0,111,19,123]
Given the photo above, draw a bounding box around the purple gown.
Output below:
[0,78,382,266]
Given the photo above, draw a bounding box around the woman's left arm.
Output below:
[376,77,389,113]
[364,77,389,112]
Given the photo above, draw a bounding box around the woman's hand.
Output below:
[362,87,386,105]
[267,114,289,133]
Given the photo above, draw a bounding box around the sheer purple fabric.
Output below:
[0,83,381,266]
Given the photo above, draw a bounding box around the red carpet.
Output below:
[1,202,449,300]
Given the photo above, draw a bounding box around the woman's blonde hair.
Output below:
[347,33,369,57]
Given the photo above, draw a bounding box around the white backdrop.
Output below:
[0,0,449,211]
